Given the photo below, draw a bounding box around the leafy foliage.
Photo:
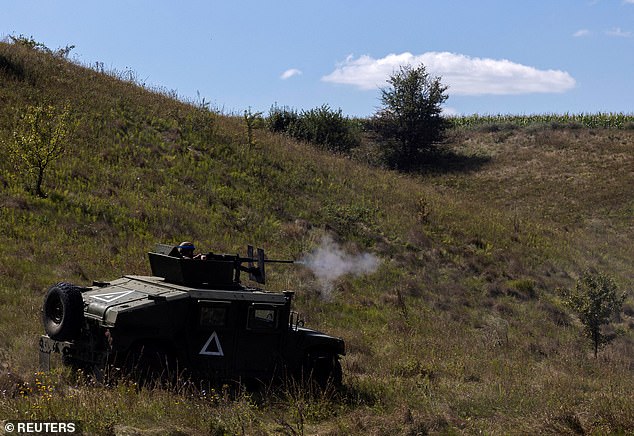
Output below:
[370,63,448,170]
[266,104,300,134]
[5,104,77,197]
[562,271,626,357]
[266,104,361,153]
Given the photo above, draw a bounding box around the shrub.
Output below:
[294,105,361,153]
[266,104,300,134]
[266,104,361,153]
[561,271,626,357]
[8,34,74,58]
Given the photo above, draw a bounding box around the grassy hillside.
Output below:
[1,40,633,434]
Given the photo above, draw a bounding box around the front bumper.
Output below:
[39,335,109,371]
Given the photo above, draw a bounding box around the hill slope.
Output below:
[1,41,633,434]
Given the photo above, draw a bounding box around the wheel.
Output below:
[331,358,343,387]
[304,352,342,389]
[42,282,84,341]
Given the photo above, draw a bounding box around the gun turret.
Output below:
[149,243,295,287]
[201,245,295,285]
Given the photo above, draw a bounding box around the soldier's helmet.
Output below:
[177,241,195,258]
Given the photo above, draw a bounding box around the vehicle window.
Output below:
[247,306,277,330]
[199,306,227,328]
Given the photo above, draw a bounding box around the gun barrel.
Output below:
[235,257,295,264]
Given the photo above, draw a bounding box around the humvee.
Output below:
[39,244,345,387]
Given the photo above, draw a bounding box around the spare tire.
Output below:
[42,282,84,341]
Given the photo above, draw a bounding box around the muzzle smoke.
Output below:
[299,235,380,297]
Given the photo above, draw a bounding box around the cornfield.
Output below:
[448,112,634,130]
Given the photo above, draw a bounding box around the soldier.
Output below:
[177,241,205,259]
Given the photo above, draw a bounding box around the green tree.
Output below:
[6,104,76,198]
[562,271,626,358]
[371,63,448,170]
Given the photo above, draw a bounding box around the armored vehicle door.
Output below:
[188,300,236,378]
[234,303,284,378]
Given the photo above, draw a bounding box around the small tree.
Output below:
[243,107,263,149]
[372,63,448,170]
[6,104,76,198]
[562,271,626,358]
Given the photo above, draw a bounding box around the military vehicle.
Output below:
[39,243,345,387]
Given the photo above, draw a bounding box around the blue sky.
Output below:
[1,0,633,117]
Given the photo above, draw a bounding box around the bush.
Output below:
[267,105,300,134]
[266,104,361,153]
[561,271,626,357]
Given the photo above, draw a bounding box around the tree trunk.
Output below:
[35,166,46,198]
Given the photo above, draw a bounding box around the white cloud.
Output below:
[573,29,591,37]
[321,52,576,95]
[605,27,632,37]
[280,68,302,80]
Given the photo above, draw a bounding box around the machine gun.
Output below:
[203,245,295,285]
[150,243,295,287]
[245,245,295,285]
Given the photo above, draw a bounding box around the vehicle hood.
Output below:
[292,326,346,355]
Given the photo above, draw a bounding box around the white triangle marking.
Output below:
[92,290,135,303]
[199,331,224,356]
